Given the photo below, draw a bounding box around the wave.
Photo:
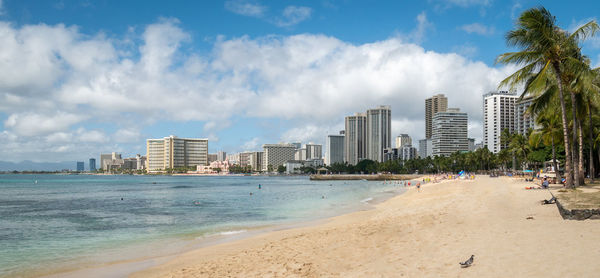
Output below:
[360,197,373,203]
[219,230,247,235]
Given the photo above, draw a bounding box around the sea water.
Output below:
[0,174,406,277]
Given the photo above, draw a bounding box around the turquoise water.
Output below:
[0,174,406,277]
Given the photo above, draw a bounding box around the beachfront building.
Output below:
[366,105,392,163]
[239,152,253,167]
[248,151,264,172]
[196,160,230,174]
[100,152,123,171]
[89,158,96,171]
[418,139,432,158]
[431,108,469,157]
[326,133,345,165]
[305,144,322,160]
[400,145,418,161]
[515,97,538,136]
[294,148,307,161]
[395,134,412,148]
[263,144,296,172]
[146,135,208,171]
[76,161,84,172]
[291,142,302,150]
[468,138,476,151]
[227,153,240,165]
[123,154,146,170]
[483,91,518,153]
[345,113,367,165]
[285,160,304,174]
[425,94,448,139]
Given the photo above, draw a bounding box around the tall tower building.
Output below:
[515,97,538,136]
[89,158,96,171]
[425,94,448,139]
[326,133,345,165]
[146,135,208,171]
[432,108,468,157]
[366,105,392,162]
[483,91,518,153]
[395,134,412,148]
[305,144,322,160]
[344,113,367,165]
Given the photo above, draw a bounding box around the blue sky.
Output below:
[0,0,599,163]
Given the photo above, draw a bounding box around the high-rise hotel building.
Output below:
[344,113,367,165]
[262,144,296,171]
[431,108,469,157]
[483,91,518,153]
[146,135,208,171]
[326,133,345,165]
[366,105,392,162]
[425,94,448,139]
[515,97,538,136]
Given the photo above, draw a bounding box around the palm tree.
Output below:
[497,7,599,188]
[530,112,563,181]
[509,133,530,170]
[500,128,516,170]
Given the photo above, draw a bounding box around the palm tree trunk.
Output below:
[588,102,595,181]
[554,69,574,188]
[551,136,562,182]
[578,122,585,184]
[570,91,580,186]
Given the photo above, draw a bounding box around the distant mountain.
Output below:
[0,161,76,171]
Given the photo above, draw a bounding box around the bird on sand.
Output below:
[459,255,474,268]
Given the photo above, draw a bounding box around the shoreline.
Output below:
[35,178,418,278]
[131,176,600,277]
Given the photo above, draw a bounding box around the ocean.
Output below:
[0,174,407,277]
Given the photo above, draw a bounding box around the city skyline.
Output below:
[1,1,599,163]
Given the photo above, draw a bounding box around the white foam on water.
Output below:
[219,230,247,235]
[360,197,373,203]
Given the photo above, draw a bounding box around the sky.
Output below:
[0,0,599,163]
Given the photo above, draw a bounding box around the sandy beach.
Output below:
[129,176,600,277]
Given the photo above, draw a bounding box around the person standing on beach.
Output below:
[417,182,421,192]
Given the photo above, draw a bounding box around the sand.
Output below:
[131,176,600,277]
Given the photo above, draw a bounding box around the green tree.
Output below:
[497,7,598,188]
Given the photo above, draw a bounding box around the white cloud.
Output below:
[0,18,515,162]
[394,12,433,44]
[77,129,107,143]
[241,137,260,150]
[4,112,84,136]
[275,6,312,27]
[114,128,141,143]
[510,2,522,19]
[225,0,266,18]
[460,23,494,35]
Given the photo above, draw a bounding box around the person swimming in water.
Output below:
[258,184,262,189]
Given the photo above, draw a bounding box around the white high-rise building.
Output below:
[146,135,208,171]
[395,134,412,148]
[248,151,264,171]
[418,139,432,158]
[366,105,392,162]
[515,97,538,136]
[263,144,296,171]
[305,144,322,160]
[400,145,418,161]
[483,91,518,153]
[344,113,367,165]
[326,134,345,165]
[432,108,468,157]
[294,148,307,161]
